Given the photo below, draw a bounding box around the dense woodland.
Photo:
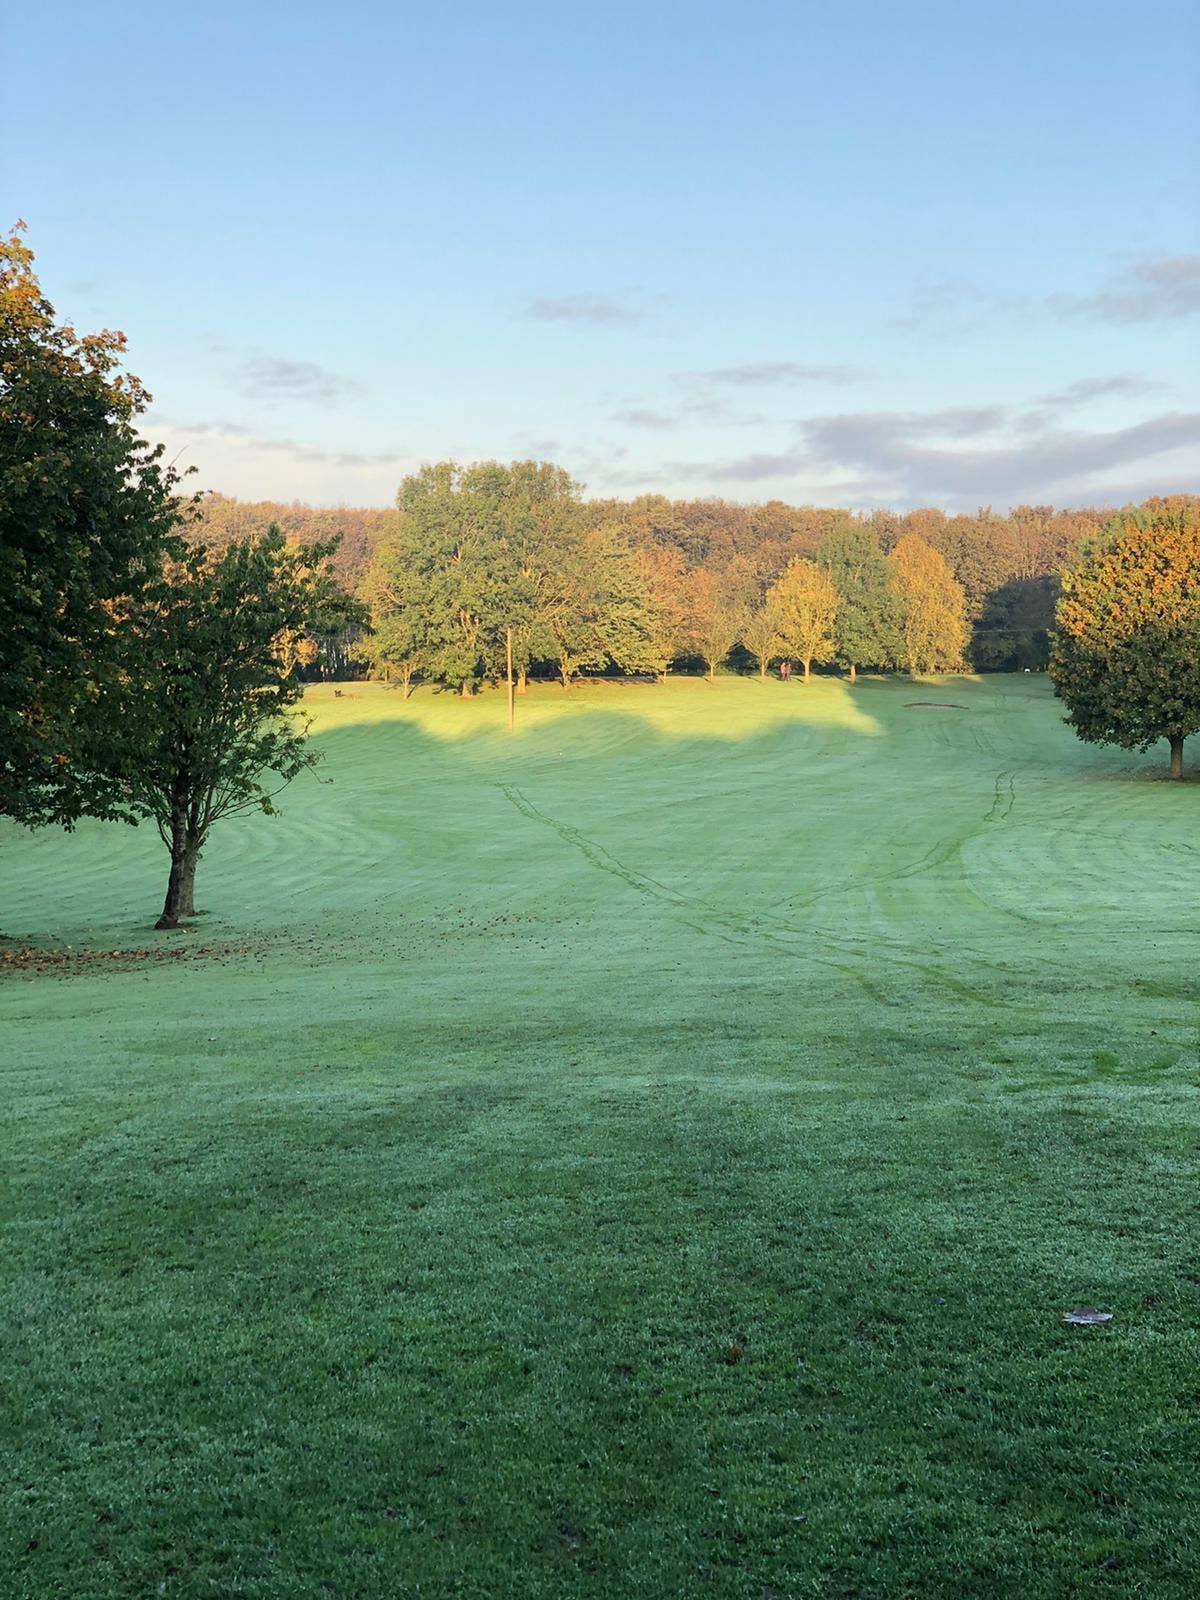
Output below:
[191,487,1135,681]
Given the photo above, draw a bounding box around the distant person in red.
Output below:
[779,660,792,682]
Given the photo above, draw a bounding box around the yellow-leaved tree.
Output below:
[887,536,968,679]
[767,559,840,683]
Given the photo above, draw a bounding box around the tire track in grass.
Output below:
[985,769,1017,823]
[497,783,981,1008]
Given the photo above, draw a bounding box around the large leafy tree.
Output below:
[365,462,662,698]
[498,461,588,691]
[767,559,840,683]
[400,462,509,695]
[683,568,745,682]
[358,530,434,697]
[635,543,692,676]
[1050,503,1200,778]
[122,531,361,928]
[817,522,899,679]
[540,526,664,688]
[887,536,968,678]
[381,461,579,697]
[741,603,784,682]
[0,223,183,827]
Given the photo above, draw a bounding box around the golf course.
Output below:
[2,673,1198,1598]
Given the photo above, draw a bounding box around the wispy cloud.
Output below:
[510,436,564,460]
[155,417,403,469]
[145,417,412,506]
[660,402,1199,507]
[238,356,363,403]
[612,408,676,429]
[893,276,1012,334]
[681,360,871,387]
[897,256,1200,335]
[1053,255,1200,322]
[797,409,1198,497]
[1036,374,1169,409]
[524,292,646,326]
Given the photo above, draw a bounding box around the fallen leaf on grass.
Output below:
[1063,1307,1113,1325]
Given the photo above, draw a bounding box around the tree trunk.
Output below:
[177,841,201,918]
[560,659,572,690]
[517,669,527,696]
[401,668,413,700]
[505,628,514,733]
[460,681,473,698]
[708,660,715,683]
[759,659,767,682]
[1170,734,1185,779]
[848,662,857,682]
[802,658,811,684]
[156,806,188,930]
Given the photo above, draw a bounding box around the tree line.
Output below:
[3,224,1197,934]
[352,460,972,694]
[194,486,1114,677]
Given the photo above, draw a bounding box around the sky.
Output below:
[5,1,1198,511]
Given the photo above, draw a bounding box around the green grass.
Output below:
[3,673,1199,1599]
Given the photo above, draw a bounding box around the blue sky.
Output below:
[6,1,1198,509]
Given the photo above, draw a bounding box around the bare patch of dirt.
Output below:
[0,940,264,980]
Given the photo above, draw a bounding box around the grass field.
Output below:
[2,673,1198,1599]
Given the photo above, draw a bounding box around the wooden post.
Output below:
[506,628,515,732]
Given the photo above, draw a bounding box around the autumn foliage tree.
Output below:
[683,569,745,682]
[1050,503,1200,778]
[0,223,183,828]
[741,603,784,682]
[887,536,968,678]
[767,559,839,683]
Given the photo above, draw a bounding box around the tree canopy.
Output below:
[361,461,662,699]
[1051,503,1200,778]
[767,559,840,683]
[0,223,183,827]
[195,489,1137,672]
[888,536,968,678]
[120,530,363,927]
[817,523,899,678]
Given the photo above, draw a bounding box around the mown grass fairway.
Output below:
[3,675,1198,1599]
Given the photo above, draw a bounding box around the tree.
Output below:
[1050,504,1200,778]
[358,529,433,696]
[636,543,691,676]
[381,460,587,700]
[589,531,667,679]
[122,531,361,928]
[973,575,1057,670]
[0,222,183,828]
[539,526,663,687]
[190,493,393,594]
[767,559,839,683]
[740,604,783,682]
[497,461,588,693]
[887,536,968,678]
[816,523,899,679]
[683,568,745,682]
[385,462,509,697]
